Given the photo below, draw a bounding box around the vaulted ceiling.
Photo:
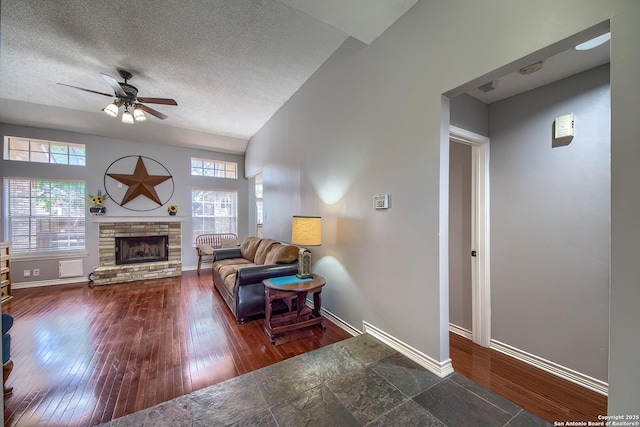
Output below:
[0,0,418,154]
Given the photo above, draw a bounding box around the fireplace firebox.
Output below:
[115,235,169,265]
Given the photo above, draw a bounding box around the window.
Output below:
[191,189,237,243]
[3,137,86,166]
[191,157,237,179]
[3,178,86,257]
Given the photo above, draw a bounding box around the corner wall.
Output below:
[609,6,640,412]
[489,65,610,382]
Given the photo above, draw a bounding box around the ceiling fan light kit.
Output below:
[102,102,120,117]
[58,69,177,124]
[133,107,147,121]
[121,110,135,124]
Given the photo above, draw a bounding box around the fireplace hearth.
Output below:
[115,235,169,265]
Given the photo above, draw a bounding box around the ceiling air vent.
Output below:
[478,81,498,92]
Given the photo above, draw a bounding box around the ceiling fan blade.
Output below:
[136,97,178,106]
[137,103,168,120]
[101,73,128,97]
[57,83,113,98]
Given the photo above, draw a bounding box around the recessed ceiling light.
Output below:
[575,32,610,50]
[519,61,544,75]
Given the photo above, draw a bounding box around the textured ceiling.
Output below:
[0,0,417,154]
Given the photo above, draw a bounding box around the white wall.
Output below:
[1,124,249,281]
[246,0,639,412]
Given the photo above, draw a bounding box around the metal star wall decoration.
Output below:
[107,156,172,206]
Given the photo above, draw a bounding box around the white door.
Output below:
[450,126,491,347]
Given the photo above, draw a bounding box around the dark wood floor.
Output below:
[3,270,607,426]
[449,332,608,423]
[2,271,351,426]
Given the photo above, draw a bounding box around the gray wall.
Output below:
[450,94,489,137]
[0,124,249,282]
[448,142,472,331]
[609,7,640,411]
[489,65,610,381]
[245,0,640,411]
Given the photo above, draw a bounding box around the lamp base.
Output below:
[297,248,312,279]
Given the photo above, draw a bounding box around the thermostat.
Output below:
[373,194,390,209]
[555,113,574,139]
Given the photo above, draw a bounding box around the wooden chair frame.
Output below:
[195,233,238,274]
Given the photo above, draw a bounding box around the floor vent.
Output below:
[59,259,83,278]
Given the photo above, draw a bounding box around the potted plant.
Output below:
[168,204,178,216]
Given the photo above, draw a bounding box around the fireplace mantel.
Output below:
[91,216,186,223]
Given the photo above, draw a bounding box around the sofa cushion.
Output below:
[217,265,240,282]
[220,238,238,248]
[223,274,236,294]
[212,258,252,274]
[254,239,279,265]
[264,244,299,265]
[240,237,262,262]
[197,243,215,255]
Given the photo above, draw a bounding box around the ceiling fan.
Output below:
[57,69,178,123]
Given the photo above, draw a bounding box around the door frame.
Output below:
[450,125,491,347]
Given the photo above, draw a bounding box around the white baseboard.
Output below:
[13,276,89,289]
[448,324,608,396]
[449,323,473,340]
[363,321,454,378]
[490,339,608,396]
[305,305,453,378]
[305,300,361,337]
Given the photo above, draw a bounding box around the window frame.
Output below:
[3,136,86,166]
[3,177,87,259]
[190,157,237,179]
[191,188,238,244]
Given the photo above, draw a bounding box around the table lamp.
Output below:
[291,216,322,279]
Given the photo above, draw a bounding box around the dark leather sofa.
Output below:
[212,237,300,323]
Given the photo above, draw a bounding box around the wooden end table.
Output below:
[263,274,326,344]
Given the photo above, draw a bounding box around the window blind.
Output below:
[4,178,86,256]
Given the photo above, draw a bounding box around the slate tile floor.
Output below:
[100,334,551,427]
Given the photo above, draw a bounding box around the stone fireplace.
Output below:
[92,219,182,285]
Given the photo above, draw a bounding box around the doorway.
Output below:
[255,172,264,237]
[449,126,490,347]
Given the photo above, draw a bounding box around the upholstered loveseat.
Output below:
[212,237,300,323]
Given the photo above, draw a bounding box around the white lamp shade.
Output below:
[102,103,119,117]
[121,110,134,124]
[291,216,322,246]
[133,107,147,121]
